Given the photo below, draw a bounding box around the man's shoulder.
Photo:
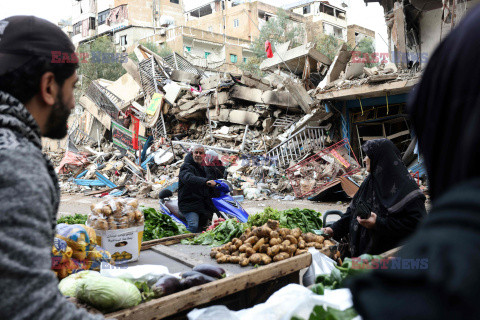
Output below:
[0,127,24,151]
[0,128,47,169]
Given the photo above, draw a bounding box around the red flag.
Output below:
[265,40,274,58]
[132,115,140,150]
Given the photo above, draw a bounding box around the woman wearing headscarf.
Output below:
[347,6,480,319]
[323,139,426,257]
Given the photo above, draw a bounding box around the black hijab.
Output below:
[349,5,480,319]
[348,139,423,255]
[356,139,423,214]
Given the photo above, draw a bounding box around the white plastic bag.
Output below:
[187,284,359,320]
[101,264,170,286]
[302,247,337,287]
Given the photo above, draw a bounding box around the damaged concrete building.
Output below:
[314,0,479,182]
[51,41,345,200]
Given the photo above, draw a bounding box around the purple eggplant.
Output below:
[152,275,181,298]
[192,264,226,279]
[180,273,215,289]
[181,270,217,282]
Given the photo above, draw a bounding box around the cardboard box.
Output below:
[94,226,144,264]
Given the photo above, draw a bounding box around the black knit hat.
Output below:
[0,15,75,75]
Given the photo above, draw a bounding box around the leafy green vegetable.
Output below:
[315,256,374,290]
[140,206,189,241]
[182,219,246,246]
[307,305,358,320]
[76,275,142,312]
[247,207,323,233]
[58,271,101,297]
[246,207,280,227]
[57,214,88,225]
[279,208,323,233]
[132,281,156,302]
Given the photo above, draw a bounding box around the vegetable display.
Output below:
[206,218,226,231]
[131,264,226,303]
[292,305,358,320]
[247,208,323,233]
[58,270,101,297]
[76,275,142,313]
[182,219,246,246]
[210,220,338,266]
[141,206,189,241]
[57,214,88,225]
[313,254,379,290]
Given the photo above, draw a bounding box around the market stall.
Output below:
[105,234,312,320]
[56,201,335,319]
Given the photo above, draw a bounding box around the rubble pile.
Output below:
[50,41,427,201]
[54,43,339,200]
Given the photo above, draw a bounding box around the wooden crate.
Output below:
[105,234,312,320]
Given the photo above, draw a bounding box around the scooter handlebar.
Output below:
[214,180,231,194]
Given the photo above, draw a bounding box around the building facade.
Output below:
[70,0,184,51]
[284,0,348,42]
[346,24,375,48]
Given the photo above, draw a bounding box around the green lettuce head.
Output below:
[76,276,142,312]
[58,270,101,297]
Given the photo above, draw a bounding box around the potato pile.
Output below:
[210,220,337,266]
[87,197,144,230]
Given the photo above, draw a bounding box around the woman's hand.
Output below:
[321,227,334,236]
[357,212,377,229]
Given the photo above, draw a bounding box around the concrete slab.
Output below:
[229,110,260,126]
[325,43,352,84]
[209,108,230,122]
[230,86,264,104]
[178,100,197,111]
[170,70,201,85]
[345,62,365,80]
[107,73,141,106]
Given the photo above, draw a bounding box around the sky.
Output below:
[0,0,388,52]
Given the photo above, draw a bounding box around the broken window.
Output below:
[323,23,344,40]
[230,54,237,63]
[89,17,95,30]
[73,22,82,35]
[243,57,247,63]
[120,35,127,46]
[303,5,311,15]
[185,46,192,52]
[234,19,239,28]
[205,51,211,59]
[319,3,334,16]
[98,9,109,25]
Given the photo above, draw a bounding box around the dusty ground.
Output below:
[58,193,349,223]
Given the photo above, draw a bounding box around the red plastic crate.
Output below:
[286,139,361,198]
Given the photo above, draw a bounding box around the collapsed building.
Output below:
[47,42,353,200]
[47,0,475,200]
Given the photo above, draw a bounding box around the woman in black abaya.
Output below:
[348,5,480,319]
[324,139,426,257]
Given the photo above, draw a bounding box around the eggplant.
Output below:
[152,275,181,298]
[181,270,217,282]
[180,273,215,289]
[192,264,226,279]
